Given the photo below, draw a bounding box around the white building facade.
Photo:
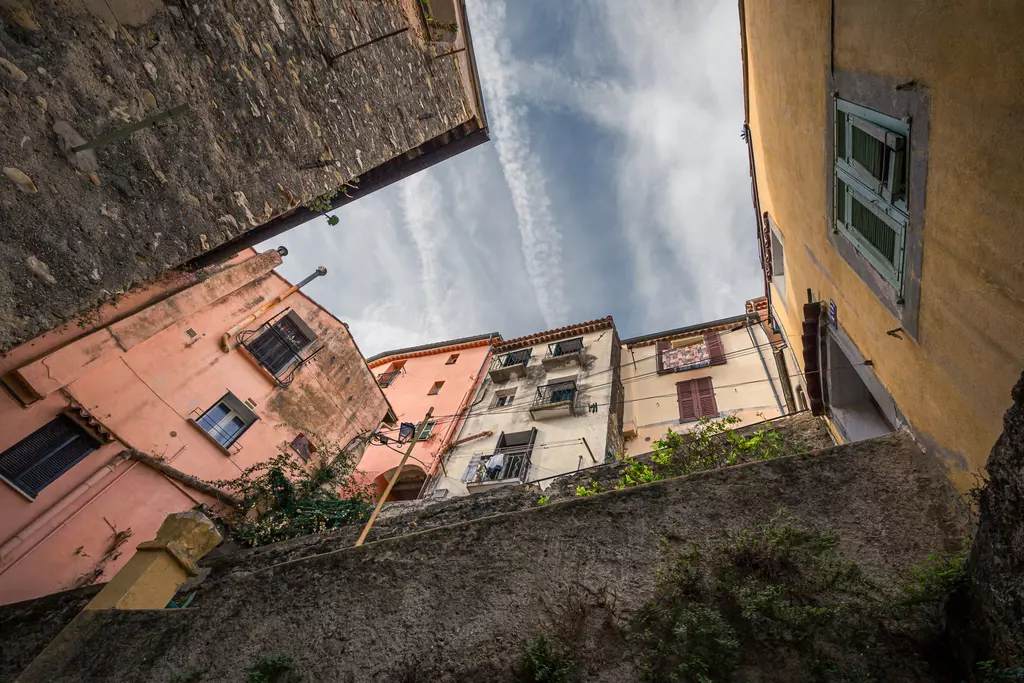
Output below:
[431,318,624,498]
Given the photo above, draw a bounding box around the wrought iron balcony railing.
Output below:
[491,348,532,372]
[546,337,583,358]
[467,446,533,485]
[238,317,321,386]
[488,348,533,381]
[377,370,400,388]
[534,379,577,408]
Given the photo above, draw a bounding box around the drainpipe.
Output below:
[220,262,327,352]
[747,315,784,415]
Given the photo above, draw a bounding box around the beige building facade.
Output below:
[621,298,795,455]
[430,318,623,498]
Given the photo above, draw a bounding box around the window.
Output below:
[462,428,537,484]
[195,393,258,448]
[834,99,909,292]
[676,377,718,422]
[428,381,444,395]
[245,311,317,377]
[0,414,100,499]
[493,389,516,408]
[767,215,787,307]
[656,332,725,374]
[415,420,437,440]
[446,354,459,365]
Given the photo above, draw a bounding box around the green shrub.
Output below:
[245,654,299,683]
[210,442,373,548]
[513,634,578,683]
[614,457,662,490]
[575,482,604,497]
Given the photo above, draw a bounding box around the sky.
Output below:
[262,0,762,357]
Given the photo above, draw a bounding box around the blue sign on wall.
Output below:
[829,299,837,329]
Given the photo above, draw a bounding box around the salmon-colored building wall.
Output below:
[0,249,388,604]
[359,337,497,501]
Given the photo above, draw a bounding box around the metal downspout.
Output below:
[747,315,784,415]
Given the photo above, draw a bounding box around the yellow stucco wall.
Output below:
[744,0,1024,489]
[622,325,785,455]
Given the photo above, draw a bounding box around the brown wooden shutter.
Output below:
[696,377,718,418]
[656,340,671,374]
[706,331,726,366]
[676,380,697,422]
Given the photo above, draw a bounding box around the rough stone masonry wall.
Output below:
[16,433,968,682]
[0,0,470,351]
[967,370,1024,663]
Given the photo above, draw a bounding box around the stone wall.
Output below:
[0,0,472,351]
[0,583,101,682]
[14,432,967,682]
[967,371,1024,663]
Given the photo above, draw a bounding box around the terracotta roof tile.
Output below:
[494,316,615,353]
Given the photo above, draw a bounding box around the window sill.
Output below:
[186,419,239,457]
[236,344,286,387]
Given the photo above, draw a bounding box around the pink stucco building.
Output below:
[359,333,500,501]
[0,248,390,604]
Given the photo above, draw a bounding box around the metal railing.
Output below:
[546,337,583,359]
[490,348,532,373]
[468,446,533,484]
[237,318,320,386]
[188,408,243,454]
[377,370,400,387]
[534,380,577,407]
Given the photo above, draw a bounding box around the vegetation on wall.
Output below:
[574,416,788,498]
[209,441,373,548]
[510,512,973,683]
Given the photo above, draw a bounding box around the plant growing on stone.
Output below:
[537,494,552,506]
[629,511,932,681]
[614,457,662,490]
[245,654,300,683]
[651,416,787,477]
[574,482,604,497]
[513,633,578,683]
[209,440,373,548]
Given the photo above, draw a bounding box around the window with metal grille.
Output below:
[834,99,909,292]
[0,414,100,499]
[246,312,316,377]
[195,393,258,449]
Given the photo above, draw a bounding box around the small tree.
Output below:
[210,440,374,548]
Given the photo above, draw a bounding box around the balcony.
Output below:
[541,337,584,370]
[377,370,400,388]
[530,379,577,420]
[238,312,320,386]
[488,348,532,383]
[465,448,532,487]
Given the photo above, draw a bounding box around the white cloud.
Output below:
[467,0,571,328]
[513,0,760,330]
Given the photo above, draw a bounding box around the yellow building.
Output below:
[740,0,1024,489]
[621,298,796,455]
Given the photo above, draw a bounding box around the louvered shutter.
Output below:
[0,415,99,498]
[706,331,726,366]
[656,340,671,374]
[696,377,718,418]
[676,380,697,422]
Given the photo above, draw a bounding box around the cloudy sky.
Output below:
[263,0,762,356]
